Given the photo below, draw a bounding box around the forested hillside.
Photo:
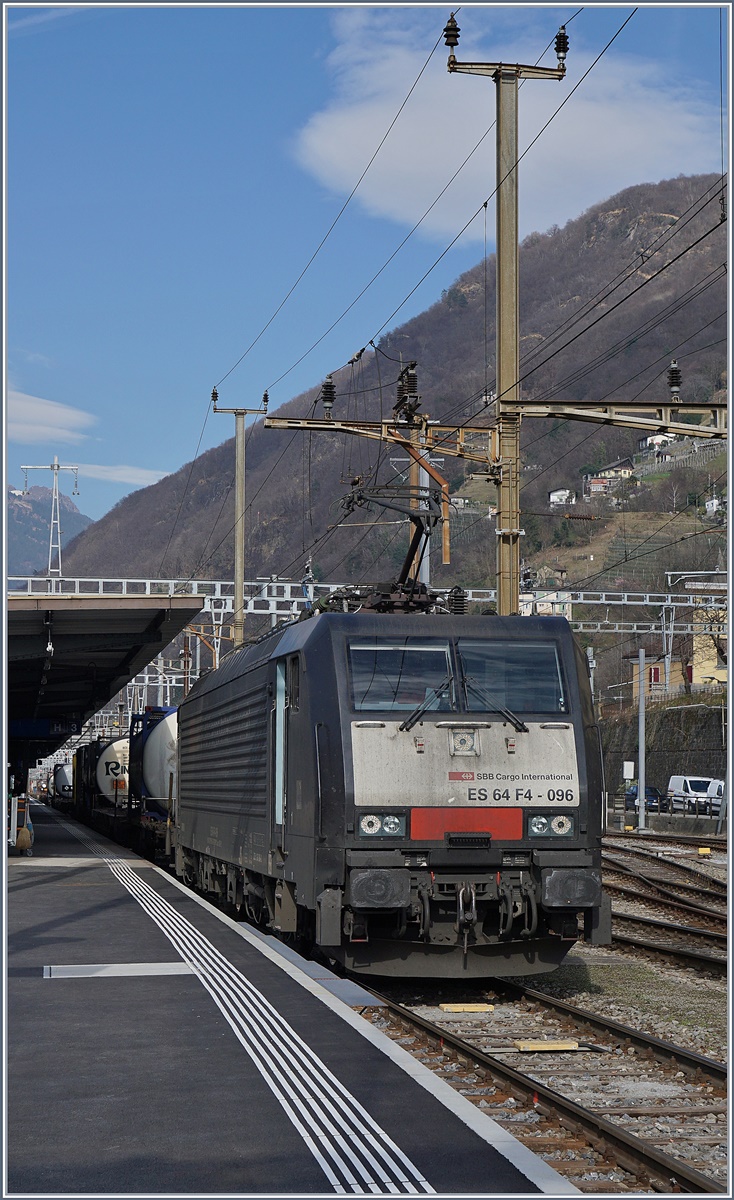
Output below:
[60,173,727,589]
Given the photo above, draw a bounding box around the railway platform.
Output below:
[7,803,574,1196]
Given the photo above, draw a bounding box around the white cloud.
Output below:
[7,390,97,444]
[76,463,170,486]
[14,348,53,367]
[7,7,85,34]
[294,12,721,245]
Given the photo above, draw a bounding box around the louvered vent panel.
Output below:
[180,683,269,815]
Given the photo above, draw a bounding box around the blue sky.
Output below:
[6,3,730,523]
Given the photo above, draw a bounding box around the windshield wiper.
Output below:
[399,674,453,733]
[459,669,528,733]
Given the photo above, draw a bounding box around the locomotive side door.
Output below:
[271,656,300,931]
[273,660,287,851]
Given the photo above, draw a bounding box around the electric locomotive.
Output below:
[173,587,611,978]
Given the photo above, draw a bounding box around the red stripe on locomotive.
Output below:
[409,807,522,840]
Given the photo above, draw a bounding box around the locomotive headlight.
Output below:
[358,813,406,837]
[360,814,383,835]
[529,813,574,836]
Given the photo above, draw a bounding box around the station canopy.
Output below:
[7,592,204,772]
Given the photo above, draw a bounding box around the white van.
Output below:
[667,775,718,814]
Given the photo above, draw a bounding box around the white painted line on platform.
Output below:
[161,870,578,1195]
[7,856,155,868]
[52,815,574,1194]
[58,821,436,1196]
[44,962,195,978]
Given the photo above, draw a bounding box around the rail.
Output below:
[372,994,726,1193]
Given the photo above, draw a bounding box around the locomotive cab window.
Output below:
[458,640,567,714]
[348,640,455,712]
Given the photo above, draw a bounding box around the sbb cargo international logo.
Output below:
[449,771,474,781]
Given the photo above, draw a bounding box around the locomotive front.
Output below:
[316,613,610,977]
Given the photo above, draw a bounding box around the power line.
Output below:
[434,177,727,429]
[215,23,447,392]
[366,9,639,349]
[265,8,586,394]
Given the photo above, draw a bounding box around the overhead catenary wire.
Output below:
[509,178,727,380]
[430,172,726,432]
[440,211,726,432]
[265,8,586,395]
[163,18,455,575]
[258,242,726,593]
[365,9,640,351]
[172,9,724,599]
[215,22,449,393]
[523,266,727,406]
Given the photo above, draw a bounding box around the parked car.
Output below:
[625,785,666,812]
[666,775,720,815]
[705,779,725,815]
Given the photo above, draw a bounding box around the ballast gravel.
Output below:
[510,944,728,1063]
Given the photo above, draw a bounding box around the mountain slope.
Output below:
[61,173,727,587]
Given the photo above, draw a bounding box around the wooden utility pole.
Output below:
[212,388,269,649]
[444,13,568,615]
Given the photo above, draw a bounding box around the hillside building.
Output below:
[548,489,577,507]
[691,607,727,688]
[582,457,635,499]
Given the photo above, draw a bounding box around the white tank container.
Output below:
[96,738,130,804]
[142,712,178,802]
[53,762,73,799]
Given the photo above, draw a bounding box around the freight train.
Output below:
[63,707,176,855]
[170,587,611,978]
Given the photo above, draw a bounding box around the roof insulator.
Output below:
[321,375,336,419]
[444,13,460,49]
[555,25,569,67]
[667,360,682,400]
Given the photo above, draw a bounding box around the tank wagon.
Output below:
[52,762,74,810]
[128,706,177,857]
[73,737,130,838]
[173,601,611,978]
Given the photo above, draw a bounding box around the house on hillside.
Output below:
[582,457,635,499]
[548,488,577,507]
[625,647,690,703]
[637,433,676,453]
[705,496,724,517]
[691,607,727,688]
[623,605,727,703]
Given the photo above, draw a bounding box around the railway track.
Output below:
[609,914,727,976]
[602,843,727,892]
[362,983,727,1193]
[605,830,726,852]
[602,838,727,976]
[604,877,727,929]
[602,850,727,912]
